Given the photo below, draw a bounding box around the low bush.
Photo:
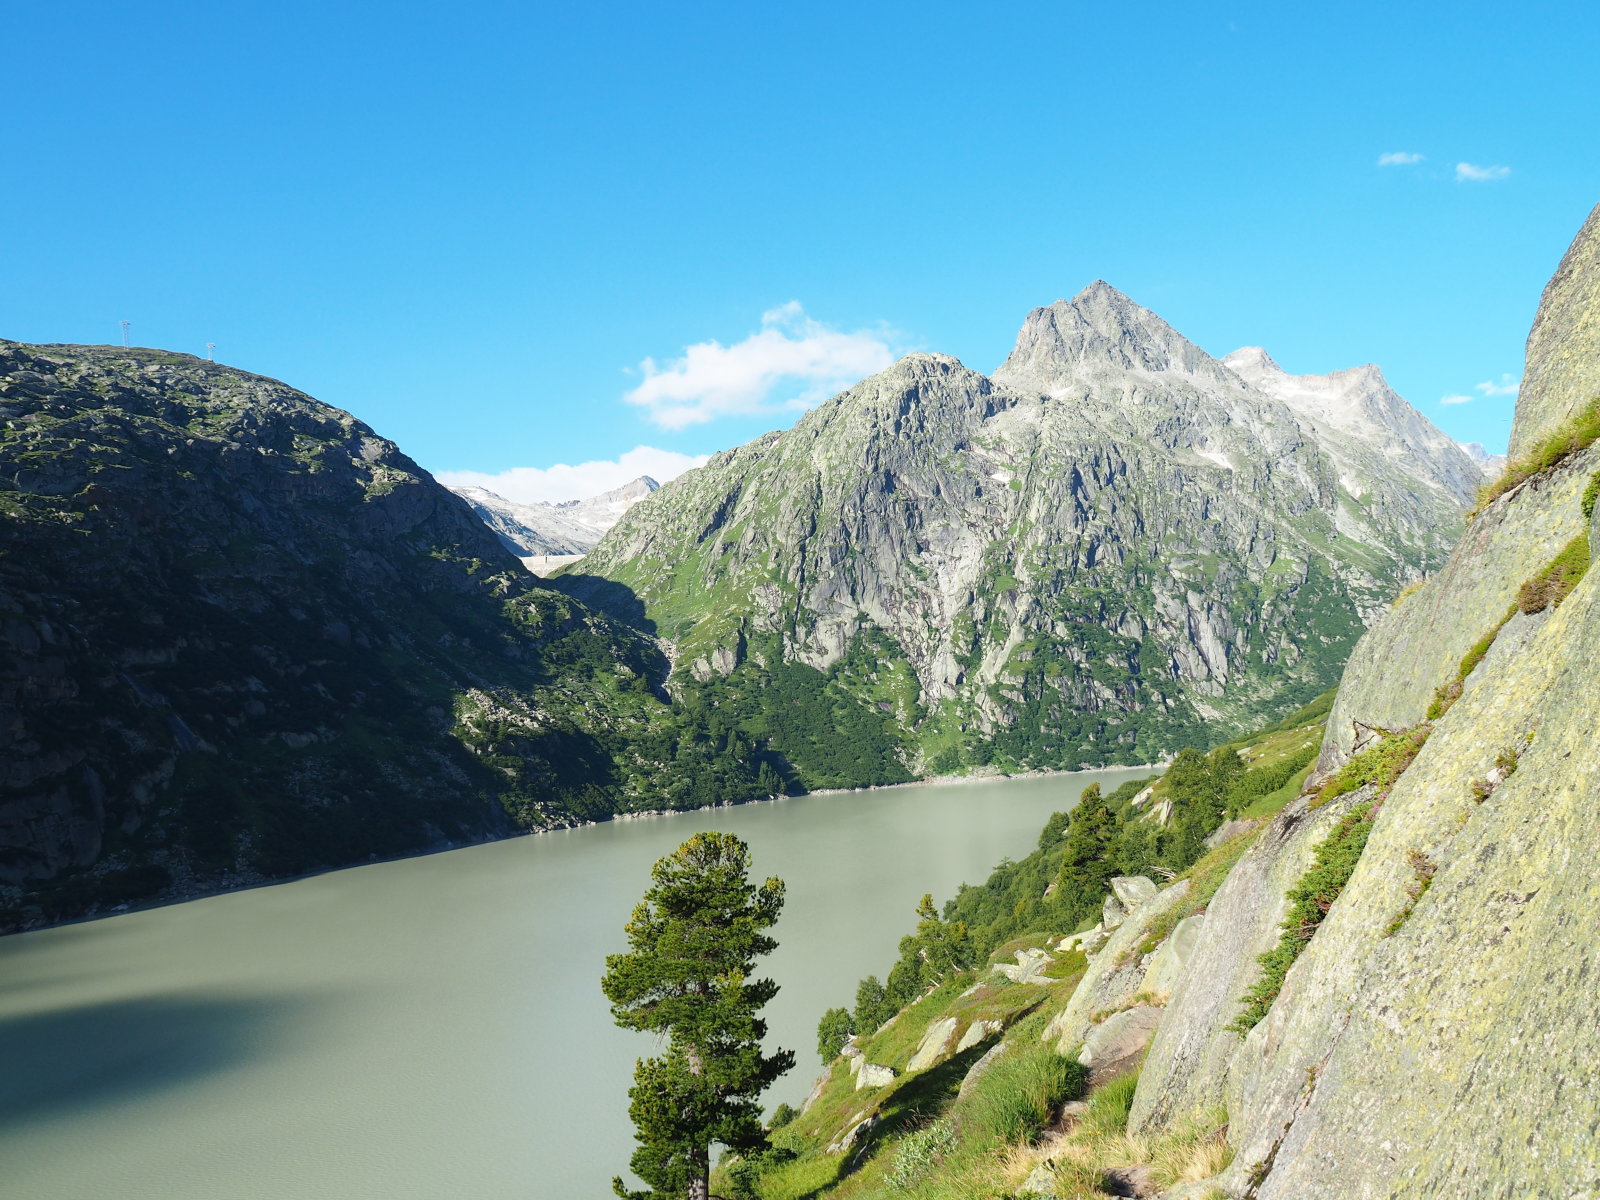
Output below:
[1471,396,1600,515]
[1384,849,1438,937]
[1516,533,1591,613]
[883,1121,956,1191]
[1229,802,1375,1033]
[1314,727,1429,808]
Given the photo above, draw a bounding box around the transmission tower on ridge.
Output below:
[206,342,216,361]
[119,320,130,347]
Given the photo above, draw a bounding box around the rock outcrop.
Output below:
[1119,202,1600,1198]
[1508,201,1600,459]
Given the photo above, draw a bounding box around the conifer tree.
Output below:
[602,832,793,1200]
[1056,782,1119,918]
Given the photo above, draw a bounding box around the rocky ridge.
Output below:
[451,475,659,565]
[0,344,767,929]
[568,284,1481,778]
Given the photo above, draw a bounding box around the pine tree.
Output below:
[602,832,794,1200]
[1056,782,1119,920]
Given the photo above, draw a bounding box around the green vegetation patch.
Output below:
[1229,801,1375,1033]
[1314,725,1430,808]
[1472,395,1600,515]
[1516,532,1591,614]
[1384,849,1438,937]
[1427,606,1517,720]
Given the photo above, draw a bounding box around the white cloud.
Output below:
[1455,162,1511,182]
[436,445,710,505]
[1439,373,1521,408]
[622,302,897,429]
[1377,151,1424,166]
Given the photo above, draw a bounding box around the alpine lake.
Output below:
[0,767,1153,1198]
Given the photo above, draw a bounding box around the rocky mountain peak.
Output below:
[993,282,1218,394]
[1223,344,1486,502]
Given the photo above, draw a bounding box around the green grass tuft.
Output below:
[1471,396,1600,516]
[958,1042,1088,1146]
[1515,533,1591,614]
[1314,726,1429,808]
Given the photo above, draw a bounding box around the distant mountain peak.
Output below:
[994,283,1215,392]
[1223,346,1486,499]
[451,474,664,566]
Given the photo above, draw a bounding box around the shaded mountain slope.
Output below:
[0,342,769,929]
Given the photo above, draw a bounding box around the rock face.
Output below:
[1124,203,1600,1198]
[1221,346,1488,504]
[1078,1005,1163,1080]
[0,344,763,928]
[568,284,1472,780]
[1043,879,1191,1057]
[451,476,659,563]
[1508,201,1600,460]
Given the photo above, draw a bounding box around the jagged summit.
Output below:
[1223,345,1486,501]
[452,475,660,562]
[994,281,1218,393]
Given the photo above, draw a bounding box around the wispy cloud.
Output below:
[1455,162,1511,182]
[1439,374,1520,408]
[622,302,897,430]
[1377,151,1424,166]
[436,446,709,505]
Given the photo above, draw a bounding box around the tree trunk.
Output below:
[688,1162,709,1200]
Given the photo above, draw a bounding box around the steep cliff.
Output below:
[0,343,770,929]
[1121,204,1600,1198]
[567,286,1476,780]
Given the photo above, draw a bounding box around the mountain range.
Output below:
[451,475,659,570]
[0,282,1488,925]
[564,283,1484,779]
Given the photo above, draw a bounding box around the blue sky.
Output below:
[5,2,1597,500]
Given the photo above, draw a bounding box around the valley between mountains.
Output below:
[3,198,1599,1200]
[1,278,1480,928]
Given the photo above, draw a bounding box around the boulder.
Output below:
[800,1069,830,1113]
[995,946,1055,984]
[855,1062,896,1090]
[955,1018,1003,1053]
[1204,817,1255,849]
[1018,1161,1061,1196]
[1042,880,1191,1054]
[1141,913,1205,1001]
[957,1041,1006,1099]
[1102,894,1127,931]
[1110,876,1158,908]
[1078,1005,1163,1081]
[1101,1163,1159,1197]
[826,1113,879,1154]
[907,1016,960,1071]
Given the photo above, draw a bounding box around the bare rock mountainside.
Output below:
[451,475,658,567]
[567,285,1483,782]
[0,344,773,930]
[1126,201,1600,1199]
